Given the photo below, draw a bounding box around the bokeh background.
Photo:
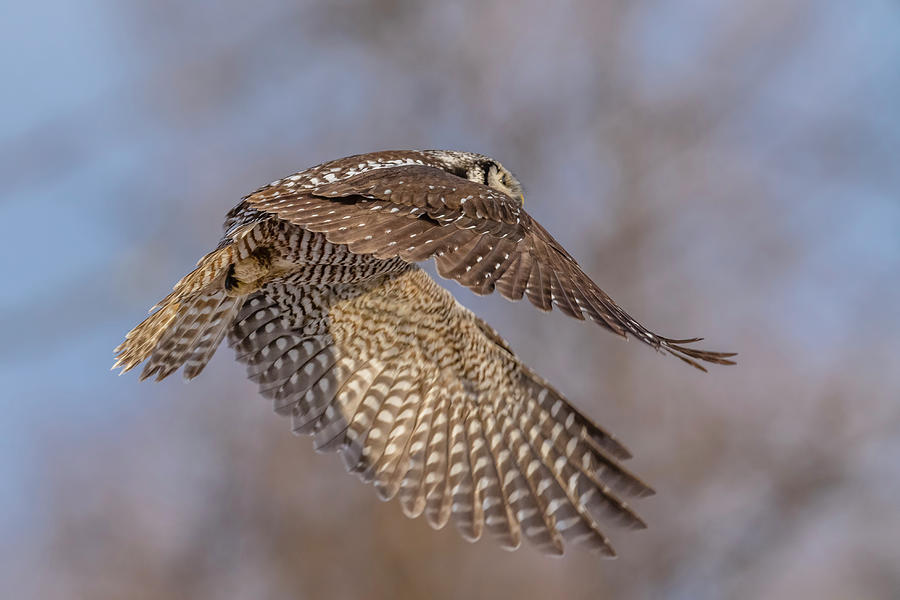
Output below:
[2,1,899,598]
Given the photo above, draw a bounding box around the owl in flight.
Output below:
[115,150,734,556]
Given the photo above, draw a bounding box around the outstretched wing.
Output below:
[227,267,653,556]
[244,164,735,371]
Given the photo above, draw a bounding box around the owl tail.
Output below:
[113,246,247,381]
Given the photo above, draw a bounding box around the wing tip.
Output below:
[659,337,738,371]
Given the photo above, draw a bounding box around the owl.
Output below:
[114,150,734,556]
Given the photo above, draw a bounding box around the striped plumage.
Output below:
[114,150,735,556]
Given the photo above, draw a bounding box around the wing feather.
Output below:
[509,398,617,555]
[447,398,483,542]
[467,408,520,548]
[244,162,735,370]
[227,268,653,555]
[422,394,453,530]
[313,359,383,452]
[397,384,441,518]
[491,396,564,553]
[340,364,400,473]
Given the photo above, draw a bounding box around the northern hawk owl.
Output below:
[115,150,734,556]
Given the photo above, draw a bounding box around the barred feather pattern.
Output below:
[114,217,408,380]
[227,268,653,556]
[116,149,735,557]
[242,150,736,371]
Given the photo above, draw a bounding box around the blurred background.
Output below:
[2,1,899,598]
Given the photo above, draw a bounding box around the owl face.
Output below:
[481,162,525,206]
[422,150,525,205]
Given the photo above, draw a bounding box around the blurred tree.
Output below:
[3,0,899,599]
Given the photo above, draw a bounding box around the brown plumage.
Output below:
[114,150,735,556]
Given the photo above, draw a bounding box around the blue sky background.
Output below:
[2,1,899,598]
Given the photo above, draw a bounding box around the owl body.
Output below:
[232,218,412,289]
[115,150,734,556]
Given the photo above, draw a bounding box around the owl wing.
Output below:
[227,268,653,556]
[244,165,736,371]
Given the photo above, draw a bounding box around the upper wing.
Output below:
[244,164,736,370]
[227,268,653,556]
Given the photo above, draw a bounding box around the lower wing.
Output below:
[227,267,653,556]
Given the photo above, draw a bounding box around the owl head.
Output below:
[424,150,525,205]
